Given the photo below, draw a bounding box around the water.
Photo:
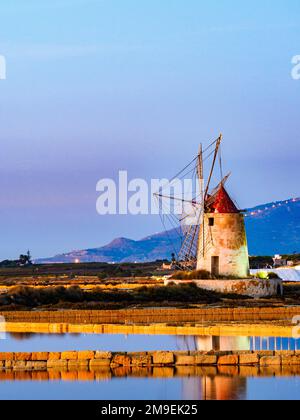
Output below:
[0,371,299,400]
[0,332,300,400]
[0,332,299,353]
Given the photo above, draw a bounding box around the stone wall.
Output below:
[0,350,300,371]
[165,278,283,298]
[0,306,299,324]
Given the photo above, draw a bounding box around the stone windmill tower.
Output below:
[196,135,249,278]
[196,184,250,278]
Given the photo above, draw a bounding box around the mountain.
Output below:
[36,198,300,264]
[37,229,182,264]
[244,198,300,255]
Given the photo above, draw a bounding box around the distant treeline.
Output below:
[0,260,168,278]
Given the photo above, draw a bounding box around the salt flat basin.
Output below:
[0,368,300,400]
[0,321,298,352]
[0,324,300,400]
[0,331,299,353]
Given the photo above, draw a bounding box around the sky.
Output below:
[0,0,299,260]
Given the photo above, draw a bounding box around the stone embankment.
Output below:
[1,350,300,371]
[1,307,300,323]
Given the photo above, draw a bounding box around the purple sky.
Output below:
[0,0,299,260]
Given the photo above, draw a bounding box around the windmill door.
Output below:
[211,256,220,277]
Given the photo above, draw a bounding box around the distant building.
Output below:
[162,262,173,270]
[273,255,287,268]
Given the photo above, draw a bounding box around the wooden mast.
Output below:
[204,134,222,203]
[199,134,222,259]
[197,144,205,258]
[185,144,204,260]
[197,144,204,194]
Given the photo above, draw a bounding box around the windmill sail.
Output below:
[154,135,224,270]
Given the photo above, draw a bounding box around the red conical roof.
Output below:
[206,185,239,214]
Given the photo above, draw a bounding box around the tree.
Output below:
[27,250,32,263]
[19,250,32,266]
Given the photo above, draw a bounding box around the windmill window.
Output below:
[209,218,214,227]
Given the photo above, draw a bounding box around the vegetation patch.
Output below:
[0,283,244,310]
[171,270,247,280]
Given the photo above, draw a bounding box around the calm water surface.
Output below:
[0,332,299,400]
[0,374,299,400]
[0,332,299,352]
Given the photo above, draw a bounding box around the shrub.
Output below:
[171,270,211,280]
[189,270,212,279]
[133,282,220,304]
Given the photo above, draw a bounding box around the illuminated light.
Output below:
[257,271,269,280]
[74,259,80,264]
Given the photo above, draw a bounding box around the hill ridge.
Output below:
[36,197,300,263]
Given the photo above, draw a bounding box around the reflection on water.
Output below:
[0,366,299,400]
[182,374,247,400]
[176,335,300,352]
[1,332,300,400]
[1,333,300,353]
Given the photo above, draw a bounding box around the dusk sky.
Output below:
[0,0,299,260]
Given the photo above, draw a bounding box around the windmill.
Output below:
[154,134,226,271]
[155,134,250,277]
